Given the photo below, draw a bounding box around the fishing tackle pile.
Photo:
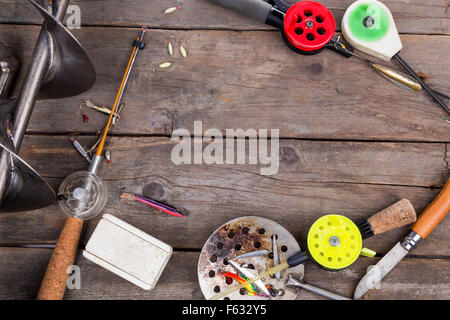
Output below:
[204,200,416,300]
[120,192,185,218]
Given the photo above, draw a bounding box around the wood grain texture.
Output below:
[1,26,448,141]
[0,0,449,301]
[0,248,448,300]
[18,136,449,186]
[0,0,448,35]
[1,135,448,255]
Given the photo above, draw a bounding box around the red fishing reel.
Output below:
[281,1,336,54]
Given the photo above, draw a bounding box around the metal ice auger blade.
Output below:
[0,43,19,100]
[0,100,55,212]
[0,0,96,212]
[30,0,96,99]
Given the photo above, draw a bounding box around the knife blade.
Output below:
[354,242,408,299]
[354,178,450,299]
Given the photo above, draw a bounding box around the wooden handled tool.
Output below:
[37,217,84,300]
[412,179,450,239]
[37,27,148,300]
[359,199,417,239]
[354,178,450,299]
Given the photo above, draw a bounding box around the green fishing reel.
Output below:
[307,215,375,270]
[342,0,402,61]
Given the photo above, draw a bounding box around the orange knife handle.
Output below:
[412,178,450,239]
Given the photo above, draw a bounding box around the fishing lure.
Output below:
[85,103,125,155]
[222,272,268,297]
[159,62,172,68]
[222,272,258,295]
[82,114,89,123]
[164,6,180,14]
[168,41,174,56]
[120,192,185,218]
[105,150,111,168]
[70,137,92,163]
[81,99,113,116]
[180,45,187,58]
[442,116,450,125]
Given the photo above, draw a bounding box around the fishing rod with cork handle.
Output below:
[210,199,417,300]
[37,27,148,300]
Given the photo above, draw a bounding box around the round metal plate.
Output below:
[198,216,304,300]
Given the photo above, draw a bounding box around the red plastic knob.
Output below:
[283,1,336,52]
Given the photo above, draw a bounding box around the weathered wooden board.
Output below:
[0,0,448,35]
[19,136,448,186]
[0,0,449,301]
[0,248,448,300]
[1,135,448,255]
[1,25,449,141]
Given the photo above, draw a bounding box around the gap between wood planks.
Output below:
[24,131,450,144]
[0,245,449,261]
[1,20,450,36]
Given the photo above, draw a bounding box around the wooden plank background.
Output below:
[0,0,449,300]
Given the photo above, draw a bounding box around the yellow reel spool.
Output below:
[307,215,362,270]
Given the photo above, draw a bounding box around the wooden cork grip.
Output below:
[367,199,417,235]
[37,217,84,300]
[412,178,450,239]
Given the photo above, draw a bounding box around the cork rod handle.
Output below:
[37,217,84,300]
[367,199,417,236]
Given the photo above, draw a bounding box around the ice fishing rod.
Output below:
[56,26,148,220]
[342,0,449,114]
[37,27,148,300]
[206,0,422,91]
[90,26,148,177]
[208,0,345,55]
[207,0,448,112]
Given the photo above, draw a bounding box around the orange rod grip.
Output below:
[37,217,84,300]
[412,178,450,239]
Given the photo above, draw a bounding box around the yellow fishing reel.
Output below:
[307,215,375,270]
